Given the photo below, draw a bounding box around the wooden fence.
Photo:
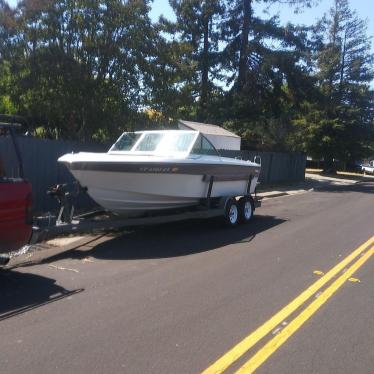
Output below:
[0,136,106,213]
[219,150,306,185]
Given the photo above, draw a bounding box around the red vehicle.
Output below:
[0,117,33,265]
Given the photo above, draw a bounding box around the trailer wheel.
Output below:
[239,196,254,223]
[224,198,239,227]
[0,254,10,266]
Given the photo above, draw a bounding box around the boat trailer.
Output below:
[30,174,261,246]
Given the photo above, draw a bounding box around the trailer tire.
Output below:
[223,198,239,227]
[0,254,10,266]
[239,196,254,224]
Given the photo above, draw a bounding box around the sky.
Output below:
[5,0,374,51]
[149,0,374,48]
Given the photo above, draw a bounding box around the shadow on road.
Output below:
[0,270,83,321]
[34,214,286,263]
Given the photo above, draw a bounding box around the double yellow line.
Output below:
[202,235,374,374]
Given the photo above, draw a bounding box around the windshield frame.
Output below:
[190,133,220,157]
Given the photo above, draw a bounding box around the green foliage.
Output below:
[215,0,316,150]
[0,61,16,114]
[292,0,374,167]
[0,0,372,159]
[1,0,157,140]
[162,0,225,121]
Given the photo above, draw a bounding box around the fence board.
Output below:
[219,150,306,185]
[0,136,107,213]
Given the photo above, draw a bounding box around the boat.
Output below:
[58,130,261,216]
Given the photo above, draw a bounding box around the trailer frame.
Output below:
[30,174,261,245]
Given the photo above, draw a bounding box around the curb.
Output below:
[257,192,289,199]
[257,183,315,199]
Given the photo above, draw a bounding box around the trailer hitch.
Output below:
[47,183,87,224]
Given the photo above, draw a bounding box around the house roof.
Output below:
[178,120,240,138]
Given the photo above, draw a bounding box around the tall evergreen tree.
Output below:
[166,0,225,121]
[217,0,315,150]
[293,0,374,169]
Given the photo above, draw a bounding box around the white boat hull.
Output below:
[71,169,258,215]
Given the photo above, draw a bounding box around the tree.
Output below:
[293,0,374,169]
[144,32,196,122]
[1,0,158,140]
[216,0,315,150]
[1,0,372,157]
[0,0,17,114]
[165,0,225,121]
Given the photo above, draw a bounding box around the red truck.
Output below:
[0,118,33,265]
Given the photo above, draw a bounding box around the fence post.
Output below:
[267,153,273,184]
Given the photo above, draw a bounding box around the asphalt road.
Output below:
[1,181,374,374]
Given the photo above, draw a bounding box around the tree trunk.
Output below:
[338,28,347,100]
[322,156,337,174]
[238,0,252,91]
[200,13,210,121]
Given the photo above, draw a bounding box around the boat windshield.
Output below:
[155,132,196,154]
[190,134,220,156]
[111,132,142,151]
[110,131,197,155]
[110,131,219,157]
